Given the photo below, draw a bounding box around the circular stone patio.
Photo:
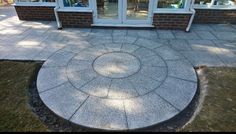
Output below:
[37,36,198,130]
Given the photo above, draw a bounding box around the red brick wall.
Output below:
[14,6,56,21]
[58,12,93,28]
[194,9,236,24]
[153,13,192,30]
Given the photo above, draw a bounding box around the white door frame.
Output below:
[93,0,154,25]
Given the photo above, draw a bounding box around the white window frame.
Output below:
[15,0,56,6]
[155,0,192,12]
[194,0,236,9]
[58,0,93,11]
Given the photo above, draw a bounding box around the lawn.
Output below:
[0,61,48,132]
[0,61,235,132]
[181,67,236,132]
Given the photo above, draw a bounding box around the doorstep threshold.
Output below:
[92,23,155,28]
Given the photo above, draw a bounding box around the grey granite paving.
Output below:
[39,82,88,119]
[169,39,192,51]
[2,6,236,130]
[124,93,179,129]
[157,30,175,39]
[70,97,127,130]
[37,67,68,93]
[108,78,139,99]
[155,77,197,111]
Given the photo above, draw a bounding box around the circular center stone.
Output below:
[93,52,141,79]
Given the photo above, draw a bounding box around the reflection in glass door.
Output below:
[126,0,150,20]
[95,0,122,24]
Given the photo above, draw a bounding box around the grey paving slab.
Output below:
[139,66,167,82]
[191,24,213,31]
[213,40,236,53]
[16,34,47,46]
[37,67,68,92]
[67,59,92,73]
[187,39,220,52]
[155,77,197,111]
[120,44,140,53]
[93,52,141,78]
[67,68,98,90]
[157,30,175,39]
[104,43,122,52]
[128,73,162,95]
[80,76,112,97]
[21,28,50,37]
[124,93,179,129]
[210,24,236,32]
[0,26,28,35]
[180,51,225,67]
[0,45,19,59]
[195,31,217,40]
[3,45,45,60]
[166,60,197,82]
[140,55,166,67]
[169,39,192,51]
[132,47,156,59]
[0,34,28,45]
[127,29,158,39]
[135,38,163,49]
[39,82,88,120]
[89,36,113,46]
[70,97,127,130]
[215,48,236,67]
[154,46,185,60]
[108,78,139,99]
[43,50,76,67]
[62,42,92,53]
[61,28,91,37]
[112,29,127,36]
[113,36,137,44]
[213,31,236,41]
[172,30,200,40]
[137,30,158,39]
[90,28,113,36]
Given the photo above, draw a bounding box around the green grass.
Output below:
[181,68,236,132]
[0,61,48,132]
[0,61,235,132]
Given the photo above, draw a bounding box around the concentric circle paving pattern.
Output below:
[37,37,198,130]
[93,52,141,79]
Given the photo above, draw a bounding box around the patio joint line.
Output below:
[69,95,90,121]
[123,101,129,130]
[154,92,181,112]
[39,82,68,94]
[168,75,197,83]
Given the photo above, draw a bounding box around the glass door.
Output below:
[94,0,153,25]
[123,0,152,25]
[94,0,122,24]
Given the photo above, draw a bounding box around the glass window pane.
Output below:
[213,0,236,5]
[127,0,149,20]
[19,0,40,2]
[43,0,55,2]
[194,0,212,5]
[97,0,119,19]
[63,0,89,7]
[157,0,186,9]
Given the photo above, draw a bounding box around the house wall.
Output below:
[14,6,56,21]
[153,13,192,30]
[57,12,93,28]
[194,9,236,24]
